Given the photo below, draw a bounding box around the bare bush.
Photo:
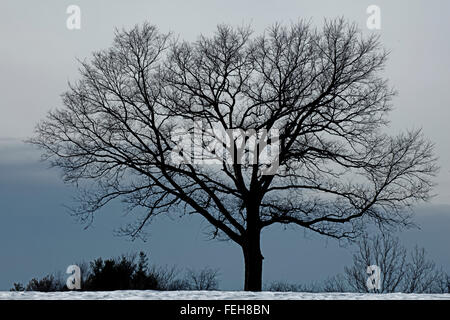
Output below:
[186,267,220,290]
[339,234,448,293]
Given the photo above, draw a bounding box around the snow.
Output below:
[1,290,449,300]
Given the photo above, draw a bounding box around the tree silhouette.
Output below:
[30,18,438,291]
[324,234,449,293]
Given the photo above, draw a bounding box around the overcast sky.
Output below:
[0,0,449,290]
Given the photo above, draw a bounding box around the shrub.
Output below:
[10,251,221,292]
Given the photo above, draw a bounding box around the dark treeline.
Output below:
[11,237,450,293]
[11,252,219,292]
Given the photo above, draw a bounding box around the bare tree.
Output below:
[29,18,438,291]
[147,265,187,290]
[403,246,448,293]
[323,274,349,293]
[448,275,450,293]
[186,267,220,290]
[342,234,448,293]
[344,234,407,293]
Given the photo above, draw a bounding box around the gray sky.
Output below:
[0,0,449,290]
[1,0,449,202]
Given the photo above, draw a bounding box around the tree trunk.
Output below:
[242,230,264,291]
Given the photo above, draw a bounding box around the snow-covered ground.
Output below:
[1,290,449,300]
